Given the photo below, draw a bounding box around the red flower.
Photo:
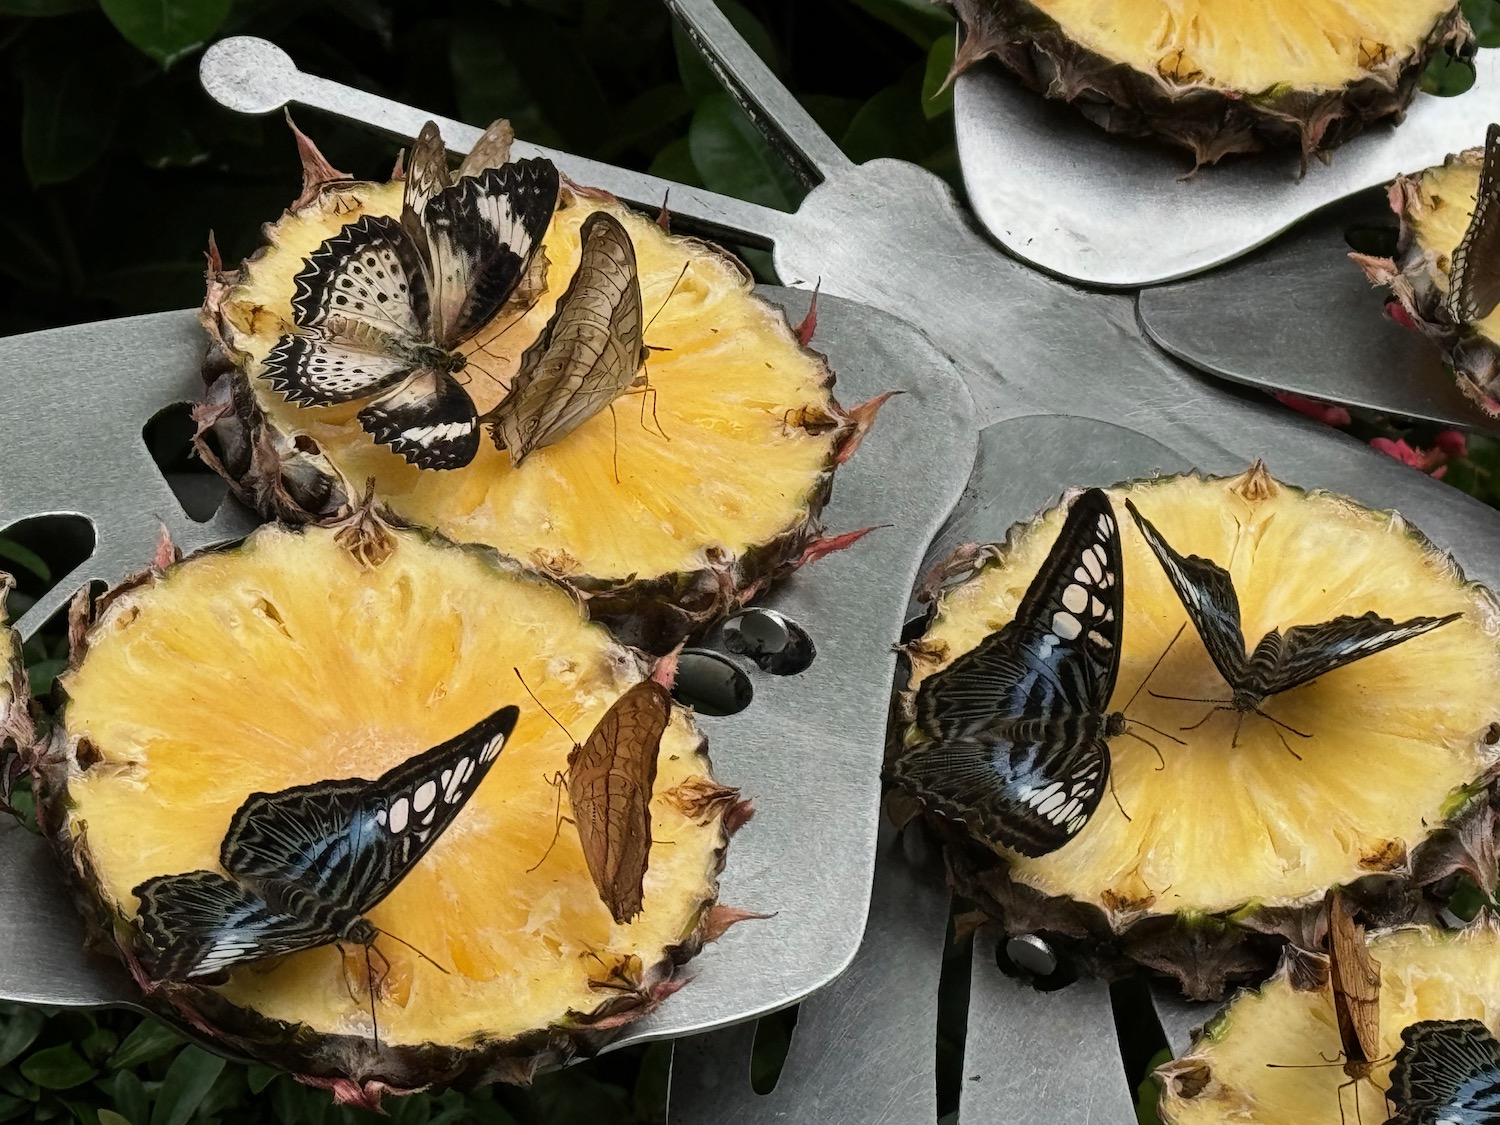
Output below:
[1274,392,1352,428]
[1370,436,1452,479]
[1435,429,1468,458]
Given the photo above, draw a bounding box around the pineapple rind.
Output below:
[1357,147,1500,415]
[200,170,858,651]
[948,0,1471,167]
[1157,921,1500,1125]
[0,574,33,803]
[33,525,741,1091]
[892,466,1500,998]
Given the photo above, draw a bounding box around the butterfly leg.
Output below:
[1120,727,1167,772]
[1254,706,1312,742]
[527,771,573,873]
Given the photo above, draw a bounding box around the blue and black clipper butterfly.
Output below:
[132,704,519,981]
[1124,498,1461,730]
[1447,123,1500,328]
[890,488,1125,857]
[263,119,559,470]
[1389,1019,1500,1125]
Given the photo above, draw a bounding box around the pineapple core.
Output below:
[61,525,728,1045]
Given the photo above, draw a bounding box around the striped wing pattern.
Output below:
[1390,1020,1500,1125]
[1447,123,1500,327]
[486,210,645,466]
[567,680,670,924]
[262,118,558,470]
[131,705,518,980]
[892,489,1124,857]
[1125,500,1461,707]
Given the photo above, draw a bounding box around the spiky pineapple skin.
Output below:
[197,171,865,654]
[0,574,34,806]
[947,0,1472,168]
[888,470,1500,999]
[1354,147,1500,415]
[15,529,749,1099]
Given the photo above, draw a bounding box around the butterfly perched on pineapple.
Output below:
[1446,122,1500,329]
[263,118,559,470]
[889,488,1126,857]
[1389,1018,1500,1124]
[486,210,654,467]
[132,704,518,983]
[1124,497,1460,746]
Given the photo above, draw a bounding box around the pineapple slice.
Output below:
[199,126,874,651]
[24,520,747,1097]
[948,0,1470,167]
[0,574,31,804]
[1353,140,1500,414]
[891,465,1500,998]
[1157,922,1500,1125]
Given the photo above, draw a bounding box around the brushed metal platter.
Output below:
[5,1,1500,1121]
[953,44,1500,288]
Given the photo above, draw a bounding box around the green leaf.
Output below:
[845,0,954,48]
[0,0,92,13]
[688,92,804,211]
[97,0,230,67]
[1421,48,1476,97]
[647,136,705,190]
[842,76,933,165]
[1464,0,1500,49]
[20,54,121,185]
[150,1047,225,1125]
[0,538,51,584]
[80,1027,118,1066]
[97,1112,133,1125]
[244,1067,278,1096]
[1135,1047,1172,1125]
[20,1045,97,1090]
[109,1019,182,1071]
[0,1005,46,1067]
[922,32,957,119]
[97,1070,147,1125]
[673,0,780,100]
[0,1095,32,1124]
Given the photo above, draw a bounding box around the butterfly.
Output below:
[1326,889,1385,1111]
[525,673,670,924]
[1123,498,1461,742]
[486,211,649,467]
[1389,1019,1500,1125]
[1447,123,1500,328]
[263,119,560,470]
[888,488,1125,857]
[132,704,519,982]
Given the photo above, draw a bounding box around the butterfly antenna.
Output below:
[1255,706,1312,740]
[1126,719,1185,748]
[471,293,546,361]
[1122,624,1186,713]
[1106,768,1132,823]
[376,929,451,975]
[513,668,578,744]
[644,261,690,337]
[1148,689,1231,705]
[1179,704,1230,733]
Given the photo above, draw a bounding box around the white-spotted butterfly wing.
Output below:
[487,210,645,466]
[892,489,1124,857]
[1448,123,1500,327]
[131,704,519,980]
[1390,1019,1500,1125]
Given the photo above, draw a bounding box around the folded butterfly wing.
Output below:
[567,681,669,925]
[488,210,645,466]
[1326,890,1383,1071]
[1446,123,1500,327]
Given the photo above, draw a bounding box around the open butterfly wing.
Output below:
[1124,499,1251,691]
[1326,890,1382,1068]
[263,332,414,407]
[1270,611,1462,696]
[567,680,670,924]
[358,367,482,470]
[221,705,518,916]
[488,210,645,465]
[915,488,1123,739]
[133,870,330,980]
[423,157,559,347]
[1390,1019,1500,1125]
[1447,123,1500,327]
[890,729,1109,857]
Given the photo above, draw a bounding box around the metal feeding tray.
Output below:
[952,41,1500,288]
[6,1,1500,1121]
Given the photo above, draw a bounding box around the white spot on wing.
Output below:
[389,797,410,834]
[1062,584,1088,613]
[1051,612,1082,640]
[413,780,437,812]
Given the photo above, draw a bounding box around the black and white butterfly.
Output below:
[1124,498,1461,737]
[1389,1019,1500,1125]
[1448,123,1500,328]
[132,704,519,982]
[263,119,559,470]
[889,488,1125,857]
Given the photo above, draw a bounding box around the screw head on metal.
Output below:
[1005,933,1059,976]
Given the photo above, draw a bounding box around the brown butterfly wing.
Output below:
[1448,123,1500,326]
[401,122,451,251]
[486,210,644,465]
[567,680,670,925]
[1327,890,1382,1067]
[455,119,516,181]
